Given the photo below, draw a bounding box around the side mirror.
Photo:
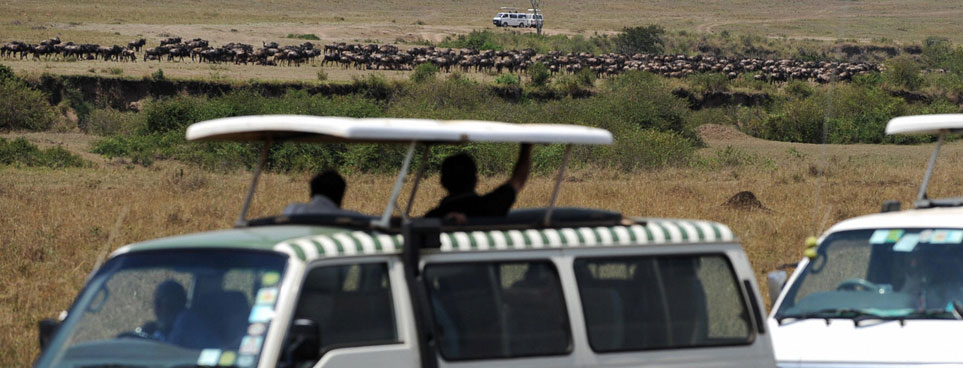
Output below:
[284,319,320,363]
[766,270,788,306]
[38,318,60,351]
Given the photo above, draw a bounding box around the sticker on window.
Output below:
[870,230,893,244]
[247,322,266,336]
[239,336,264,355]
[931,230,963,244]
[197,349,221,366]
[248,305,275,323]
[893,234,920,252]
[261,272,280,286]
[218,351,236,367]
[255,287,278,305]
[237,354,256,368]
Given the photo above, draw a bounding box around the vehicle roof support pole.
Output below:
[405,146,432,217]
[375,141,417,229]
[543,144,573,226]
[236,140,271,227]
[917,132,944,202]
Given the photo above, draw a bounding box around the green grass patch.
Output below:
[0,137,89,168]
[286,33,321,40]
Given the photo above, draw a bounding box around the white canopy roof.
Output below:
[185,115,613,145]
[886,114,963,135]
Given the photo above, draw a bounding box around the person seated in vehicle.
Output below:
[283,170,363,216]
[146,279,220,349]
[425,143,532,221]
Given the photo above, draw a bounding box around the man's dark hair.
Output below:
[154,279,187,312]
[310,170,347,207]
[440,153,478,194]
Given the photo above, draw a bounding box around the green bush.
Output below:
[0,63,17,83]
[614,25,665,54]
[316,69,328,81]
[151,69,166,81]
[0,137,89,168]
[438,30,503,51]
[84,108,142,136]
[883,56,924,90]
[594,125,695,170]
[494,73,520,85]
[410,63,440,83]
[687,73,730,95]
[527,62,551,87]
[286,33,321,40]
[0,79,57,131]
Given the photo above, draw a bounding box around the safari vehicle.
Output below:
[35,115,775,368]
[767,114,963,367]
[492,8,532,28]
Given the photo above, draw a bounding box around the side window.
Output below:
[424,261,571,360]
[292,263,397,353]
[574,254,752,352]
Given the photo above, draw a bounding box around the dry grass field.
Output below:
[2,0,963,81]
[3,0,963,366]
[3,126,961,366]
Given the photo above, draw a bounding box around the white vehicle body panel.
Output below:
[770,319,963,366]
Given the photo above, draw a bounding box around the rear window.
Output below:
[424,261,571,360]
[574,254,752,352]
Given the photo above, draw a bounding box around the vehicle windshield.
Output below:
[776,229,963,321]
[37,250,288,368]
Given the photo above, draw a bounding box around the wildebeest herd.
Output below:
[1,36,879,83]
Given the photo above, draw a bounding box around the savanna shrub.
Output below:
[687,72,729,94]
[494,73,520,85]
[410,63,440,83]
[614,25,665,54]
[0,79,57,131]
[84,108,142,136]
[0,137,88,168]
[527,62,551,87]
[884,56,924,90]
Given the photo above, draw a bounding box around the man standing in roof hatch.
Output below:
[425,143,532,222]
[283,170,363,216]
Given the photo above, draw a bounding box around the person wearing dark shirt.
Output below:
[425,143,532,221]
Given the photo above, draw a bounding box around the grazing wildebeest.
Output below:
[128,38,146,52]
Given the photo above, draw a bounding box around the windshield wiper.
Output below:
[777,308,882,325]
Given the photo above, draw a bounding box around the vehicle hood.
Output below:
[769,318,963,365]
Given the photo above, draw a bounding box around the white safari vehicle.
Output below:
[767,114,963,367]
[35,116,775,368]
[493,8,541,28]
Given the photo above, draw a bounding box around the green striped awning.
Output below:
[273,219,733,261]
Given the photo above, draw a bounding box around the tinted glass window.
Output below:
[293,263,396,352]
[425,261,570,360]
[37,250,287,368]
[574,255,752,352]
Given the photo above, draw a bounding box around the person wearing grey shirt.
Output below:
[283,170,364,216]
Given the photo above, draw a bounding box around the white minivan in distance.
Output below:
[767,114,963,367]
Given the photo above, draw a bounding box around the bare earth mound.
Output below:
[697,124,753,141]
[722,191,772,212]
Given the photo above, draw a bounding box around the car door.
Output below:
[279,257,420,368]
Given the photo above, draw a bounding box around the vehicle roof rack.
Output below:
[245,207,628,232]
[914,197,963,210]
[186,115,614,229]
[885,114,963,207]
